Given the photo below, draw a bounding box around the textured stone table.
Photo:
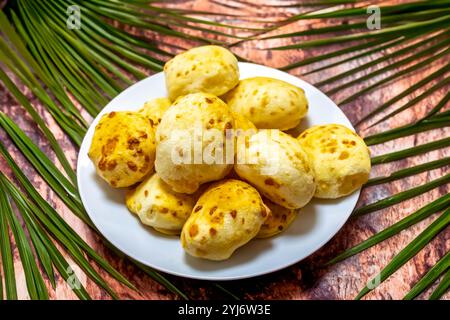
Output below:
[0,0,448,299]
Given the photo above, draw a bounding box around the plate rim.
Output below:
[77,62,360,280]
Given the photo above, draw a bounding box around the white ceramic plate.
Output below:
[77,62,359,280]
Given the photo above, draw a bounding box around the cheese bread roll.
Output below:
[298,124,371,199]
[223,77,308,130]
[232,111,256,132]
[155,93,235,194]
[164,45,239,100]
[88,111,156,188]
[257,198,297,238]
[126,173,195,235]
[232,111,256,162]
[235,130,316,209]
[138,97,171,130]
[181,179,269,260]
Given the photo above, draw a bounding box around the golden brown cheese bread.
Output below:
[223,77,308,130]
[232,111,256,132]
[235,129,316,209]
[125,173,195,235]
[164,45,239,100]
[138,97,172,130]
[257,198,297,238]
[88,111,156,188]
[298,124,371,198]
[181,179,270,260]
[232,111,257,162]
[155,93,235,194]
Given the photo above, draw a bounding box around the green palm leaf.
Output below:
[262,1,450,300]
[0,133,191,298]
[365,157,450,187]
[364,116,450,147]
[327,194,450,265]
[429,270,450,300]
[300,32,425,75]
[336,45,450,104]
[0,69,77,184]
[318,30,450,89]
[284,1,450,20]
[369,78,450,127]
[0,141,133,289]
[355,207,450,299]
[371,137,450,165]
[0,183,49,300]
[356,63,450,126]
[0,113,88,223]
[0,173,120,299]
[0,190,17,300]
[2,0,254,139]
[280,35,402,71]
[0,115,193,298]
[270,15,450,50]
[353,174,450,216]
[403,251,450,300]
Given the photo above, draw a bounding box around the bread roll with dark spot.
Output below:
[235,130,316,209]
[181,179,269,260]
[257,198,297,238]
[138,97,171,130]
[298,124,371,198]
[88,111,155,188]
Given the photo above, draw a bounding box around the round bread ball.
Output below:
[125,173,195,235]
[298,124,371,199]
[164,45,239,101]
[232,111,256,132]
[138,97,172,130]
[88,111,156,188]
[257,198,297,238]
[235,130,316,209]
[223,77,308,130]
[181,179,270,260]
[232,111,257,162]
[155,93,235,194]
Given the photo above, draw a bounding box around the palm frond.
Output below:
[0,159,123,298]
[270,15,450,50]
[0,0,262,299]
[2,0,257,126]
[355,207,450,299]
[0,116,193,298]
[403,251,450,300]
[365,157,450,187]
[353,174,450,217]
[318,30,450,89]
[355,64,450,126]
[0,183,49,300]
[364,116,450,147]
[371,137,450,165]
[0,112,87,220]
[327,194,450,265]
[261,1,450,300]
[300,33,421,76]
[369,77,450,127]
[284,1,450,21]
[0,191,17,300]
[337,45,449,104]
[429,269,450,300]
